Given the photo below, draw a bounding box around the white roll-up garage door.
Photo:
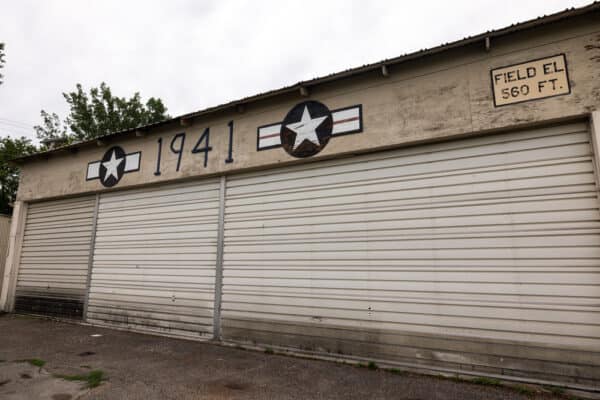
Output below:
[15,196,96,318]
[86,180,220,338]
[221,121,600,384]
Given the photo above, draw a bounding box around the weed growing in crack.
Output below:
[55,370,106,388]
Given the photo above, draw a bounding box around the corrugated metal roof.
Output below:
[14,1,600,163]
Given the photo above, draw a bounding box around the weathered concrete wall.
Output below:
[16,13,600,201]
[0,215,11,300]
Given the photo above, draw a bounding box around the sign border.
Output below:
[490,53,571,108]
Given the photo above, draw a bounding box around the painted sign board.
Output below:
[491,54,570,106]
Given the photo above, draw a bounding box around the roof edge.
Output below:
[13,1,600,163]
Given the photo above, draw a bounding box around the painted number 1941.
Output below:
[154,121,234,176]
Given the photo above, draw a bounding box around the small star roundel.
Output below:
[280,100,333,158]
[99,146,126,187]
[86,146,141,187]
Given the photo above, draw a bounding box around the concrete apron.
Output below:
[0,361,87,400]
[61,314,600,396]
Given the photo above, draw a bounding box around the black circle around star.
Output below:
[99,146,126,188]
[280,100,333,158]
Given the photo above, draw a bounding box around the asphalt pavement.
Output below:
[0,314,585,400]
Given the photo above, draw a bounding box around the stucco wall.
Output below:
[16,13,600,202]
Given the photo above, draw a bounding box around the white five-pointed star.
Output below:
[285,106,328,150]
[102,150,124,182]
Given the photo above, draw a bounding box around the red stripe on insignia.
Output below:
[333,116,359,124]
[260,132,281,139]
[260,116,359,141]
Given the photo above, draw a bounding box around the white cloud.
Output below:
[0,0,591,141]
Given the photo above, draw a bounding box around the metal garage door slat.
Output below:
[226,124,589,191]
[15,196,96,319]
[86,179,220,339]
[220,122,600,382]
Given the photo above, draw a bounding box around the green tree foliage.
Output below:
[0,136,36,214]
[35,82,170,143]
[0,42,5,85]
[34,110,67,141]
[9,83,170,214]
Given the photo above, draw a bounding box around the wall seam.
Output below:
[0,201,28,312]
[212,175,227,340]
[82,193,100,322]
[587,112,600,211]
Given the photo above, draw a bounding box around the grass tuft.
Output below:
[514,385,535,396]
[388,368,404,375]
[544,386,565,396]
[367,361,378,370]
[264,348,274,355]
[471,377,502,387]
[26,359,46,368]
[56,370,105,388]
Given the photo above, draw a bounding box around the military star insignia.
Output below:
[102,149,124,183]
[284,106,328,150]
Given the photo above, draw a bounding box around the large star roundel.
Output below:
[99,146,126,187]
[280,101,333,158]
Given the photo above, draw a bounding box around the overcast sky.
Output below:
[0,0,591,142]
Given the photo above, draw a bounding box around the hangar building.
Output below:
[2,3,600,390]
